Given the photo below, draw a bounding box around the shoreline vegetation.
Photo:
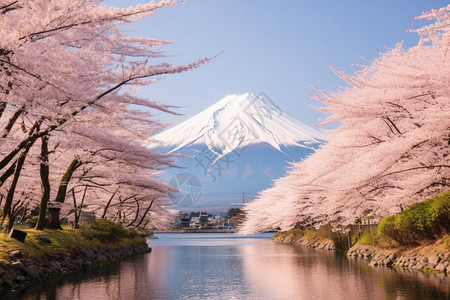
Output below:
[0,192,447,294]
[273,191,450,274]
[0,219,151,295]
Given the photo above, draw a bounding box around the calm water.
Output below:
[4,233,449,300]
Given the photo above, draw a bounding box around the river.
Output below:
[4,232,449,300]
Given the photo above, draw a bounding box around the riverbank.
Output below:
[0,220,151,294]
[347,241,449,273]
[273,230,450,274]
[273,228,335,251]
[273,192,450,274]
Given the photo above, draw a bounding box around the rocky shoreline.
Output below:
[347,244,449,274]
[0,242,151,294]
[274,235,450,274]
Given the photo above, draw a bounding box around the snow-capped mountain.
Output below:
[150,93,326,211]
[151,93,326,159]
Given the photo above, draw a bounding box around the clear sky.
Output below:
[116,0,449,129]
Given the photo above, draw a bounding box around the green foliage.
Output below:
[135,226,154,237]
[356,228,399,249]
[378,192,450,245]
[277,225,349,251]
[0,227,91,261]
[357,230,376,246]
[227,208,243,218]
[80,219,140,243]
[301,227,318,239]
[273,228,303,240]
[0,223,147,263]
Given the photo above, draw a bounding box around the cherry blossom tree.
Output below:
[240,5,450,234]
[48,125,179,229]
[0,0,215,231]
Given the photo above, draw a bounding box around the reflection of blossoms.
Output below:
[193,146,234,182]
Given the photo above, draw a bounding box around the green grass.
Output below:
[302,227,320,239]
[0,219,146,263]
[275,224,349,250]
[274,228,303,240]
[357,230,377,246]
[355,228,400,249]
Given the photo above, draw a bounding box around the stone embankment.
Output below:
[274,233,450,274]
[347,244,450,274]
[273,234,335,251]
[0,243,151,293]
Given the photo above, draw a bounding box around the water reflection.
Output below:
[3,233,449,300]
[238,242,385,299]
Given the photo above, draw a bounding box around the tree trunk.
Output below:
[18,202,29,224]
[135,199,154,228]
[0,120,41,172]
[2,106,23,138]
[72,186,87,229]
[47,208,61,229]
[1,146,30,232]
[10,199,24,226]
[126,196,140,227]
[35,135,50,230]
[0,162,15,188]
[101,189,118,219]
[47,158,80,229]
[0,102,6,119]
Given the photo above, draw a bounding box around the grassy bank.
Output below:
[0,219,148,263]
[275,191,450,252]
[274,224,349,251]
[357,191,449,251]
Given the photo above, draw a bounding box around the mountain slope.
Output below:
[149,93,327,211]
[151,93,326,160]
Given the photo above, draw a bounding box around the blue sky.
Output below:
[117,0,448,128]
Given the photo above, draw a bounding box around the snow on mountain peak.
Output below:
[149,93,327,159]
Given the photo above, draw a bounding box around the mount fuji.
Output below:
[150,93,327,212]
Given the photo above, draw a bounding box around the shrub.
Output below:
[135,226,154,237]
[358,230,377,246]
[378,192,450,245]
[80,219,139,243]
[428,192,450,234]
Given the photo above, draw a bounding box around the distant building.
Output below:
[173,212,191,229]
[172,211,234,231]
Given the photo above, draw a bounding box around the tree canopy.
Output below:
[0,0,211,231]
[240,5,450,234]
